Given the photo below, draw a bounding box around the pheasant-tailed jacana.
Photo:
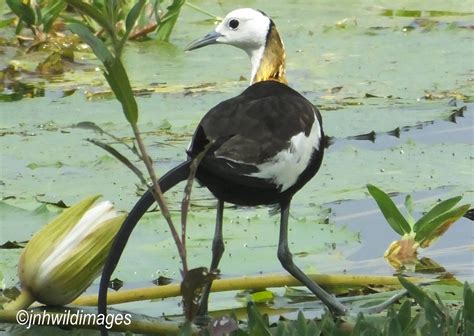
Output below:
[99,8,404,325]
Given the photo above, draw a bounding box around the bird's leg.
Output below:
[196,199,225,321]
[277,199,348,316]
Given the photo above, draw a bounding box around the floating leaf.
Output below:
[464,208,474,221]
[0,240,26,249]
[72,121,105,134]
[36,52,64,75]
[158,118,172,130]
[367,184,411,235]
[249,290,274,303]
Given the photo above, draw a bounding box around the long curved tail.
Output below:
[98,160,191,333]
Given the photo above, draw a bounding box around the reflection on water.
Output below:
[328,187,473,281]
[327,103,473,150]
[0,81,45,102]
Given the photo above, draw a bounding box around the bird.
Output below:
[182,7,345,317]
[98,8,404,326]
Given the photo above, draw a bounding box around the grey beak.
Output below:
[185,31,223,51]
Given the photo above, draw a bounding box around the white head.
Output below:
[186,8,286,84]
[186,8,271,56]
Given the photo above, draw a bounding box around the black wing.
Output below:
[188,81,320,189]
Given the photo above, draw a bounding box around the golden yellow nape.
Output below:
[252,23,288,85]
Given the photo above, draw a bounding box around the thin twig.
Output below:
[129,22,158,40]
[86,138,148,186]
[73,121,142,159]
[131,123,186,268]
[180,144,211,273]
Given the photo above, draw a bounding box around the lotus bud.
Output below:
[5,196,125,310]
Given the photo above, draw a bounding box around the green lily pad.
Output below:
[1,0,473,326]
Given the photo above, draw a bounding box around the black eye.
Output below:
[228,19,239,30]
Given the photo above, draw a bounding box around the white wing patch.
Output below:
[249,113,321,191]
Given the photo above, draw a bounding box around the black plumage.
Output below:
[189,80,324,206]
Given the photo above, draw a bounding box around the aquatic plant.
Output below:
[367,184,470,269]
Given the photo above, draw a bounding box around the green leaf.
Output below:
[69,22,138,124]
[352,313,379,335]
[367,184,411,235]
[34,4,42,25]
[103,59,138,125]
[398,277,443,317]
[155,0,185,42]
[320,312,336,334]
[306,320,321,336]
[397,300,411,331]
[65,0,115,38]
[68,23,113,64]
[415,204,470,247]
[249,290,274,303]
[275,323,287,336]
[413,196,462,232]
[178,321,192,336]
[451,310,462,336]
[104,0,119,27]
[125,0,145,34]
[404,194,415,223]
[405,313,421,334]
[296,311,306,335]
[424,299,445,334]
[116,0,146,57]
[42,0,66,32]
[0,17,15,29]
[463,282,474,335]
[387,317,402,336]
[6,0,36,26]
[247,302,271,336]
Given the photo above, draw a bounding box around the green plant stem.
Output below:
[86,138,147,186]
[3,289,35,311]
[130,122,187,271]
[71,273,423,307]
[180,146,210,274]
[0,308,197,335]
